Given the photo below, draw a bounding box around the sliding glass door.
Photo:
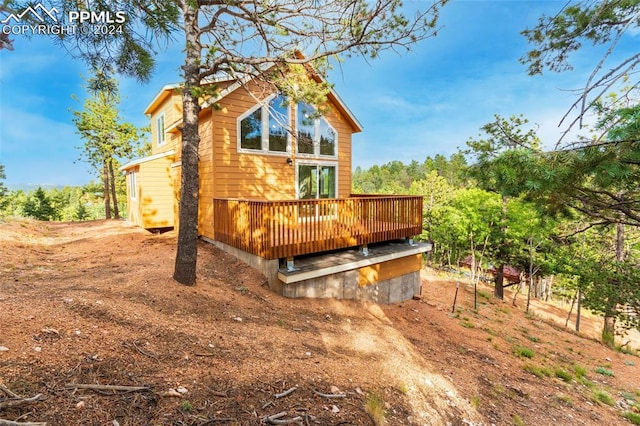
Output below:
[297,164,336,199]
[297,164,337,218]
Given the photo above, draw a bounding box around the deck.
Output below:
[213,195,423,259]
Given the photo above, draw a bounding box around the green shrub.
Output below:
[624,412,640,425]
[595,366,614,377]
[592,390,615,406]
[554,393,573,407]
[365,391,386,426]
[180,400,193,412]
[555,369,573,383]
[477,290,491,300]
[573,365,587,378]
[514,346,535,359]
[523,364,551,379]
[470,395,480,408]
[460,320,475,328]
[577,376,595,389]
[512,413,525,426]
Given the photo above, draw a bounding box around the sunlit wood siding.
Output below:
[171,163,181,232]
[138,155,175,229]
[209,83,354,198]
[211,81,295,202]
[149,89,183,156]
[198,109,215,238]
[358,254,422,286]
[126,166,140,225]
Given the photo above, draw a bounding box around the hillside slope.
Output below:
[0,219,638,425]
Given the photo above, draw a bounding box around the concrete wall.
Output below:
[204,237,422,304]
[281,269,420,304]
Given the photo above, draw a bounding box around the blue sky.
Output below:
[0,1,637,187]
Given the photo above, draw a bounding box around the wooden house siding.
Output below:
[122,154,175,229]
[209,84,353,198]
[126,166,140,225]
[138,155,175,228]
[150,91,183,156]
[198,110,215,238]
[358,253,422,286]
[171,163,181,231]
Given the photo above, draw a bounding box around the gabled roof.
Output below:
[143,84,181,115]
[143,72,363,133]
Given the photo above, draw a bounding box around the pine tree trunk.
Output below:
[494,264,504,299]
[603,222,624,347]
[108,158,119,219]
[494,195,508,300]
[103,160,112,219]
[173,3,201,286]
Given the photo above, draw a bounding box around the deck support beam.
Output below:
[286,256,297,272]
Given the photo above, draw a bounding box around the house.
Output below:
[120,71,431,303]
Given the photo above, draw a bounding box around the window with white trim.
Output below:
[297,163,337,199]
[238,94,290,153]
[297,102,337,157]
[156,114,166,146]
[129,171,137,200]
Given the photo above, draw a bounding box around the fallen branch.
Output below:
[0,394,44,410]
[0,385,19,399]
[65,384,149,393]
[273,387,296,399]
[120,340,159,362]
[200,418,236,425]
[131,340,159,362]
[265,416,303,425]
[263,412,303,425]
[0,420,47,426]
[265,412,286,421]
[312,389,346,399]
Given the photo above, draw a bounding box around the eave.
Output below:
[119,150,175,171]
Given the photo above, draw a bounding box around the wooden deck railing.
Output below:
[213,195,423,259]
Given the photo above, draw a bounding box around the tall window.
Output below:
[129,171,137,200]
[268,95,288,152]
[239,94,289,153]
[297,103,315,154]
[156,114,166,146]
[297,102,337,157]
[240,108,262,150]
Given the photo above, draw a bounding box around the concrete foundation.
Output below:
[203,237,430,304]
[281,269,420,304]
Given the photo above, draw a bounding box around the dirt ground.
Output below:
[0,219,639,426]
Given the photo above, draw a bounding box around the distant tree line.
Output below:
[0,73,146,223]
[353,108,640,349]
[0,175,122,222]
